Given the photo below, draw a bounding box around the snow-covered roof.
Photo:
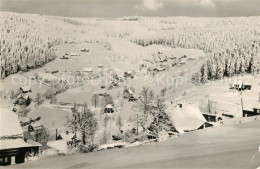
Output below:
[47,140,69,154]
[253,102,260,110]
[83,68,93,72]
[105,104,114,109]
[30,122,43,129]
[20,86,31,92]
[70,53,78,56]
[26,139,42,147]
[166,104,206,133]
[17,94,30,100]
[38,73,58,80]
[0,108,38,150]
[232,79,243,88]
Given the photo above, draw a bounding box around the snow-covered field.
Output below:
[8,120,260,168]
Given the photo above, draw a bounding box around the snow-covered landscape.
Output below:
[0,0,260,168]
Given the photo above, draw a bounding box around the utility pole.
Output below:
[136,114,139,135]
[240,92,244,117]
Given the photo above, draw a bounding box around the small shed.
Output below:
[104,104,114,113]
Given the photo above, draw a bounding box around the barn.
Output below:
[0,108,41,166]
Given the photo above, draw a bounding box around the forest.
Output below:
[0,12,259,82]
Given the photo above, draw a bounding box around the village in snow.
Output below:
[0,1,260,168]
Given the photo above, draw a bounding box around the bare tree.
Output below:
[91,94,100,108]
[103,115,110,128]
[67,102,98,145]
[35,93,43,106]
[116,115,123,131]
[135,87,155,125]
[199,95,216,114]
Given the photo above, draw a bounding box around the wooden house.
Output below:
[128,95,138,102]
[124,71,134,79]
[0,108,41,166]
[19,86,31,93]
[202,113,223,122]
[104,104,114,113]
[70,53,78,56]
[123,88,134,99]
[14,94,31,106]
[166,104,214,134]
[243,102,260,117]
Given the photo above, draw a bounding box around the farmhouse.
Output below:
[166,103,213,133]
[104,104,114,113]
[81,48,89,52]
[230,80,251,91]
[124,71,134,78]
[129,95,138,102]
[202,113,223,122]
[14,94,31,106]
[123,88,134,99]
[0,108,41,166]
[98,64,104,69]
[19,86,31,93]
[83,68,93,73]
[243,102,260,117]
[70,53,78,56]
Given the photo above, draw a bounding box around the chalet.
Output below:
[104,104,114,113]
[14,94,31,106]
[98,64,104,69]
[56,130,80,146]
[129,95,138,102]
[19,86,31,93]
[124,71,134,79]
[153,67,165,72]
[83,68,93,73]
[243,102,260,117]
[28,122,44,133]
[81,48,89,52]
[123,88,134,99]
[231,80,243,90]
[231,80,252,91]
[0,108,41,166]
[166,104,213,134]
[202,113,223,122]
[60,56,69,59]
[70,53,78,56]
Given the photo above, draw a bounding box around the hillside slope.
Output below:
[9,120,260,169]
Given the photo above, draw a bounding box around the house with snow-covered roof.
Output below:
[166,104,213,134]
[0,108,41,166]
[104,104,114,113]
